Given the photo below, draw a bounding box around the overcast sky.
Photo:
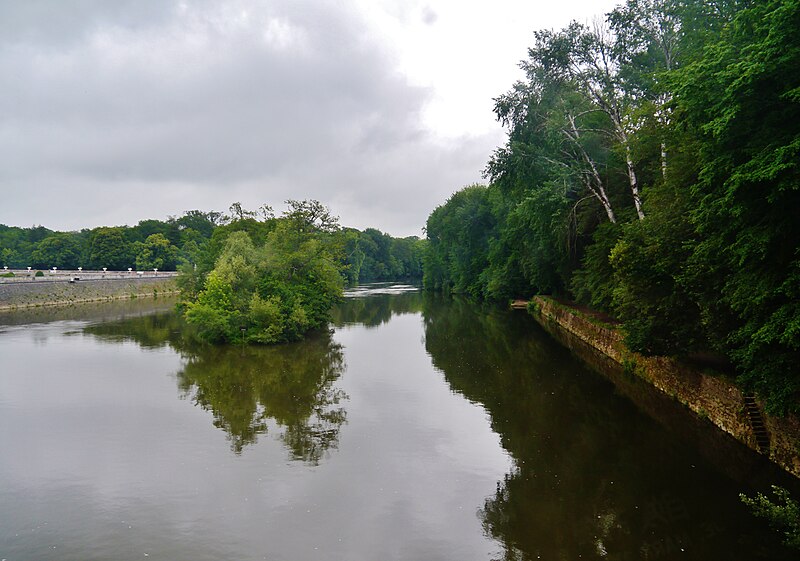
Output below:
[0,0,619,237]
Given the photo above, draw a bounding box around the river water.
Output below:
[0,286,795,560]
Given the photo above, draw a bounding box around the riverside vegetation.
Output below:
[422,0,800,418]
[174,200,424,345]
[2,0,797,550]
[421,0,800,546]
[0,201,424,284]
[1,200,425,342]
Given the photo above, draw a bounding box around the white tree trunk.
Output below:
[565,114,617,223]
[625,144,645,220]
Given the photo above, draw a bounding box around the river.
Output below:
[0,285,795,560]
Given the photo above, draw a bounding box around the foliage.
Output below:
[423,185,497,297]
[673,0,800,412]
[134,233,179,271]
[89,227,132,270]
[571,222,621,312]
[0,205,417,285]
[740,486,800,550]
[184,204,346,345]
[422,0,800,413]
[30,233,85,269]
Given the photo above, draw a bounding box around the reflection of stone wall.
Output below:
[0,277,179,311]
[530,296,800,480]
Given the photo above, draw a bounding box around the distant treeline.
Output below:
[0,202,424,284]
[423,0,799,414]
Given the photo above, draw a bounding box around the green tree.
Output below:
[30,233,84,269]
[130,219,180,245]
[672,0,800,412]
[741,486,800,550]
[134,233,179,270]
[176,210,219,239]
[88,227,132,270]
[184,202,345,345]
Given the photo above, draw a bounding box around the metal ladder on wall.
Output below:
[743,395,770,454]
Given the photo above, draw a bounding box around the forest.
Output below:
[423,0,799,414]
[1,201,425,345]
[0,201,424,284]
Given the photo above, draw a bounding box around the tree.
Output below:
[134,233,179,271]
[176,210,218,239]
[227,202,257,222]
[30,233,84,269]
[130,219,180,245]
[521,20,646,219]
[673,0,800,413]
[283,199,340,233]
[423,185,498,297]
[89,227,132,270]
[741,486,800,550]
[184,206,345,345]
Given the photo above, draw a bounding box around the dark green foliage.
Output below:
[571,222,622,312]
[741,486,800,550]
[422,0,800,413]
[349,228,423,283]
[1,224,53,268]
[423,185,498,297]
[134,233,179,271]
[183,203,348,345]
[89,227,132,270]
[30,232,85,269]
[672,0,800,412]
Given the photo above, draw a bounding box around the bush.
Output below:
[183,213,344,345]
[740,486,800,550]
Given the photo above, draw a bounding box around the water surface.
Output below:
[0,288,795,560]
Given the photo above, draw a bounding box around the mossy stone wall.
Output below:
[531,296,800,479]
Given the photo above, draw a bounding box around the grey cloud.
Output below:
[0,0,178,46]
[0,0,495,236]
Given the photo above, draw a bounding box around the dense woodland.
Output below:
[1,201,424,344]
[423,0,799,414]
[0,202,424,283]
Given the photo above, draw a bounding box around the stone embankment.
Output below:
[0,270,180,311]
[526,295,800,479]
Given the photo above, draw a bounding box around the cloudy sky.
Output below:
[1,0,618,237]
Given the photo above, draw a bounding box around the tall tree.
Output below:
[30,233,84,269]
[523,21,646,218]
[88,227,132,270]
[675,0,800,412]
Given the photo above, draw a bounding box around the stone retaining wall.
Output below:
[0,277,179,311]
[530,296,800,479]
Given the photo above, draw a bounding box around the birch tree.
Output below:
[523,22,645,219]
[609,0,682,179]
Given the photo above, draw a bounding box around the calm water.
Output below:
[0,287,796,560]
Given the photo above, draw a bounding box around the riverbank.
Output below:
[526,296,800,479]
[0,276,180,311]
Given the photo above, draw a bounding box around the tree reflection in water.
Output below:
[422,294,795,561]
[331,289,424,328]
[177,335,346,459]
[85,312,347,462]
[80,292,797,559]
